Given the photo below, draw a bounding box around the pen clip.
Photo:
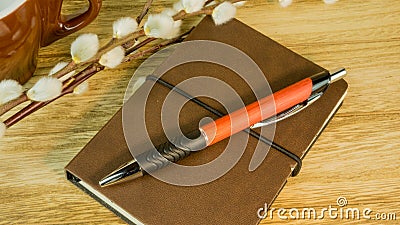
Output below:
[250,93,323,129]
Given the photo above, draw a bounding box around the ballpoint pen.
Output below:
[99,68,347,187]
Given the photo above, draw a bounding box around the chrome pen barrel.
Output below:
[329,68,347,83]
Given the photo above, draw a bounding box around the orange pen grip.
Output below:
[201,78,313,146]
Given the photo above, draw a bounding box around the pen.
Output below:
[99,68,347,187]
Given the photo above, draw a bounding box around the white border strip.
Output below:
[78,179,145,225]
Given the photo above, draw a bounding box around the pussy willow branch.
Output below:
[136,0,154,24]
[0,1,155,116]
[124,37,157,54]
[3,65,101,128]
[2,36,157,122]
[0,95,28,117]
[100,0,154,52]
[96,0,243,57]
[0,0,241,125]
[3,35,186,128]
[124,27,194,63]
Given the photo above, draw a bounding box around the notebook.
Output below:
[65,16,348,225]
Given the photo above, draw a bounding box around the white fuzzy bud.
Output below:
[205,1,217,7]
[181,0,207,13]
[113,17,138,39]
[49,62,75,82]
[73,81,89,95]
[99,46,125,68]
[173,1,184,12]
[71,33,99,64]
[49,62,68,76]
[279,0,293,7]
[162,8,178,17]
[0,122,6,139]
[27,77,63,102]
[212,2,237,25]
[323,0,338,4]
[0,79,23,105]
[233,1,246,7]
[144,14,180,39]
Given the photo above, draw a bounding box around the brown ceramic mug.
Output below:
[0,0,102,84]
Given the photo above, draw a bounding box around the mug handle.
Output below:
[41,0,102,47]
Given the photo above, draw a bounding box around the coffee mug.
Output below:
[0,0,102,84]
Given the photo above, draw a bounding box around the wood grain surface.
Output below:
[0,0,399,224]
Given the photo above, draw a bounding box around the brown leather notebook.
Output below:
[65,17,348,225]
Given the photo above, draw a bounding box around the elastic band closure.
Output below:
[146,75,302,176]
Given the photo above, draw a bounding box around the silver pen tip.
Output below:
[99,159,143,187]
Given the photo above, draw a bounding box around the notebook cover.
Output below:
[65,17,348,225]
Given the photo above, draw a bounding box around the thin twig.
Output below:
[96,29,147,61]
[123,28,193,63]
[66,65,103,93]
[99,38,116,52]
[54,61,76,79]
[125,37,157,55]
[136,0,154,25]
[4,101,46,128]
[0,94,29,117]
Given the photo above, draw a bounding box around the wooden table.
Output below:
[0,0,399,224]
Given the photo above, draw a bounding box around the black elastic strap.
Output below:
[146,75,302,176]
